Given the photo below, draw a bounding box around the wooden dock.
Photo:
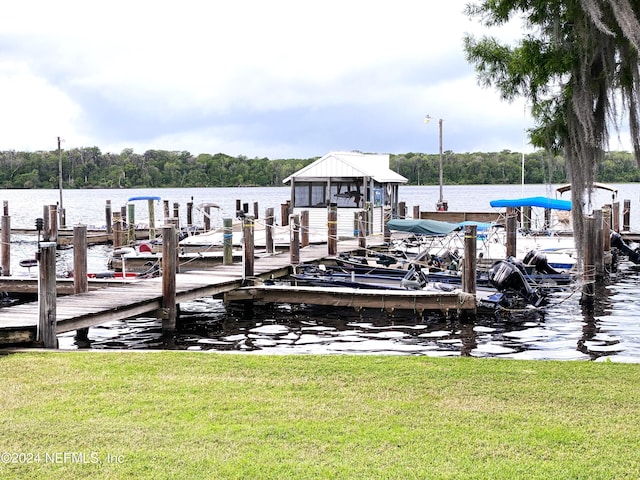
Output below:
[0,237,478,346]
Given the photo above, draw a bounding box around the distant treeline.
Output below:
[0,147,638,189]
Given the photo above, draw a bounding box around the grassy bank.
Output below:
[0,352,638,479]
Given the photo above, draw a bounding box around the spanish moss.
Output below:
[464,0,640,266]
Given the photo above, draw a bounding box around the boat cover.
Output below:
[489,196,571,211]
[387,218,494,236]
[128,196,162,202]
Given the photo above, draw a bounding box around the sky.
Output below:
[0,1,632,160]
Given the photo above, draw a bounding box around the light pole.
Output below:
[424,115,447,211]
[57,136,64,227]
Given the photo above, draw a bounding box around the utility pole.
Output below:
[58,136,64,227]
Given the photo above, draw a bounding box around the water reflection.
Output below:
[53,262,640,363]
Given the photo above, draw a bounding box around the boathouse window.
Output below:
[294,182,327,207]
[330,181,363,208]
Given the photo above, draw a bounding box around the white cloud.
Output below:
[0,1,633,157]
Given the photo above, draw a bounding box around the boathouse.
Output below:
[283,151,407,238]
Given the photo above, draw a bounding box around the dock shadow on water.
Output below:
[57,261,640,362]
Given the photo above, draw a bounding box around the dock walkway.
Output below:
[0,238,475,346]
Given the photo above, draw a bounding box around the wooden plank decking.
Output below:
[0,237,477,346]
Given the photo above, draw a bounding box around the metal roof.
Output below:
[283,151,407,184]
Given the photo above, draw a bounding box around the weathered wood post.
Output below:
[173,202,180,223]
[462,224,477,297]
[413,205,420,219]
[223,218,233,265]
[253,202,259,220]
[581,215,596,306]
[398,201,406,219]
[112,212,123,249]
[42,205,51,242]
[383,206,392,244]
[120,206,127,234]
[612,201,620,233]
[290,214,300,265]
[594,210,604,278]
[163,200,170,221]
[187,198,193,229]
[281,201,291,226]
[506,207,517,258]
[358,211,366,255]
[300,210,309,248]
[38,242,58,348]
[73,225,89,341]
[365,202,373,236]
[49,204,58,243]
[1,201,10,276]
[243,216,255,279]
[162,224,177,334]
[203,205,211,231]
[328,203,337,256]
[127,202,136,245]
[602,204,611,263]
[148,198,156,240]
[105,200,113,234]
[623,199,631,231]
[544,207,551,230]
[265,208,275,254]
[522,206,532,230]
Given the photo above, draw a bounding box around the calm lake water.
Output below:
[3,184,640,362]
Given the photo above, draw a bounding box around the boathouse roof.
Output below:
[282,151,407,184]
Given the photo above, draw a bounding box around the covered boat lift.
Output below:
[283,151,407,238]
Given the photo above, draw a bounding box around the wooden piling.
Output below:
[1,201,10,276]
[73,225,89,341]
[522,206,532,230]
[398,201,406,219]
[203,205,211,231]
[462,224,477,298]
[127,203,136,245]
[602,205,611,253]
[358,212,366,254]
[105,200,112,234]
[49,204,58,242]
[38,242,58,348]
[42,205,51,242]
[148,198,156,240]
[594,210,604,278]
[506,207,517,258]
[290,214,300,265]
[243,216,255,278]
[223,218,233,265]
[162,224,177,334]
[328,203,337,256]
[253,202,259,220]
[265,208,275,254]
[187,198,193,228]
[413,205,420,219]
[301,210,309,248]
[383,206,392,244]
[581,215,596,306]
[112,212,123,249]
[281,201,290,226]
[163,200,170,220]
[612,201,620,232]
[173,202,180,224]
[623,199,631,232]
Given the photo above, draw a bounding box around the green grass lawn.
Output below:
[0,352,638,479]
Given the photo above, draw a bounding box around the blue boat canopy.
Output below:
[127,196,162,202]
[490,196,571,211]
[387,219,494,236]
